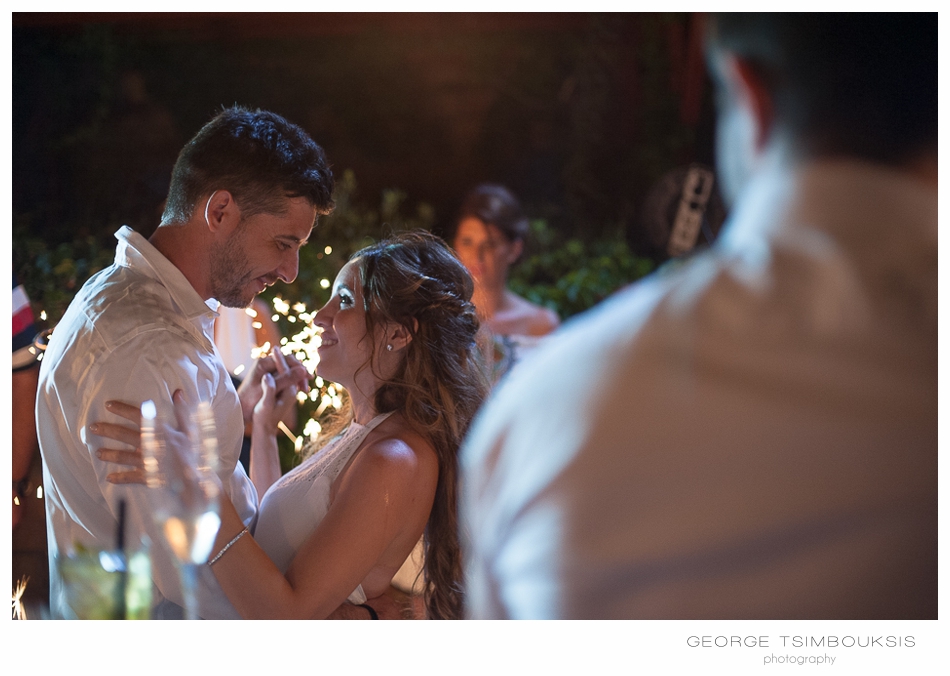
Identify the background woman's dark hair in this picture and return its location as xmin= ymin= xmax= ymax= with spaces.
xmin=355 ymin=230 xmax=489 ymax=619
xmin=161 ymin=105 xmax=335 ymax=225
xmin=456 ymin=184 xmax=530 ymax=244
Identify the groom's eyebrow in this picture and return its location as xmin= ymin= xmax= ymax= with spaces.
xmin=277 ymin=234 xmax=309 ymax=247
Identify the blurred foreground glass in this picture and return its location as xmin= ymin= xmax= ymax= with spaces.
xmin=141 ymin=399 xmax=221 ymax=620
xmin=56 ymin=547 xmax=151 ymax=619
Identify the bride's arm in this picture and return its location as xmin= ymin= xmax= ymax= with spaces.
xmin=208 ymin=434 xmax=431 ymax=619
xmin=249 ymin=348 xmax=303 ymax=499
xmin=94 ymin=394 xmax=431 ymax=619
xmin=248 ymin=372 xmax=282 ymax=498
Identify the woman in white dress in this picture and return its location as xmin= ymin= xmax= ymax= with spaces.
xmin=95 ymin=231 xmax=489 ymax=619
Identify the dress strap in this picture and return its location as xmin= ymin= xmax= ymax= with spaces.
xmin=331 ymin=411 xmax=395 ymax=466
xmin=361 ymin=410 xmax=395 ymax=432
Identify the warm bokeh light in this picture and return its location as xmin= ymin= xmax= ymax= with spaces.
xmin=268 ymin=295 xmax=345 ymax=453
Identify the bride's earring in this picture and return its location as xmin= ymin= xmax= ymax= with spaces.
xmin=386 ymin=344 xmax=393 ymax=351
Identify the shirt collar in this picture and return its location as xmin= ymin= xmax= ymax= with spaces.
xmin=717 ymin=153 xmax=937 ymax=259
xmin=113 ymin=226 xmax=219 ymax=330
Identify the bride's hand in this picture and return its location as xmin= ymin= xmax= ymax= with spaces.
xmin=91 ymin=391 xmax=190 ymax=485
xmin=253 ymin=371 xmax=295 ymax=435
xmin=92 ymin=400 xmax=146 ymax=484
xmin=238 ymin=349 xmax=309 ymax=426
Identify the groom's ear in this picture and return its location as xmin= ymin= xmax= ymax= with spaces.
xmin=719 ymin=52 xmax=776 ymax=153
xmin=203 ymin=190 xmax=242 ymax=236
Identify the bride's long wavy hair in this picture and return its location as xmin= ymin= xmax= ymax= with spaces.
xmin=318 ymin=231 xmax=489 ymax=619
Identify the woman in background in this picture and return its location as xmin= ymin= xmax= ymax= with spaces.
xmin=452 ymin=184 xmax=559 ymax=382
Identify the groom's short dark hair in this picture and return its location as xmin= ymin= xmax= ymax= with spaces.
xmin=161 ymin=105 xmax=334 ymax=225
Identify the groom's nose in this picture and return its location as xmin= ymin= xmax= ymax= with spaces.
xmin=276 ymin=250 xmax=300 ymax=284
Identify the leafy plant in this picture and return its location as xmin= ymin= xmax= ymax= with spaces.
xmin=509 ymin=219 xmax=655 ymax=320
xmin=13 ymin=219 xmax=115 ymax=327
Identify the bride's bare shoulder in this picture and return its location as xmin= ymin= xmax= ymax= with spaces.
xmin=353 ymin=415 xmax=438 ymax=481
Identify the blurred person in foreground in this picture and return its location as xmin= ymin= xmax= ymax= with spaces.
xmin=36 ymin=105 xmax=347 ymax=619
xmin=452 ymin=184 xmax=559 ymax=383
xmin=460 ymin=13 xmax=936 ymax=619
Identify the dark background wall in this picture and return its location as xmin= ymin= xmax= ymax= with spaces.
xmin=13 ymin=12 xmax=715 ymax=255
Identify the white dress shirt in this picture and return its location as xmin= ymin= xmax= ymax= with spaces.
xmin=38 ymin=226 xmax=258 ymax=619
xmin=215 ymin=305 xmax=259 ymax=379
xmin=460 ymin=158 xmax=937 ymax=619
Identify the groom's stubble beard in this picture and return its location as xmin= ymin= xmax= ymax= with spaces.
xmin=209 ymin=221 xmax=256 ymax=308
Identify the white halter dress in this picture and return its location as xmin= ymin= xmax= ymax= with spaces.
xmin=252 ymin=411 xmax=394 ymax=605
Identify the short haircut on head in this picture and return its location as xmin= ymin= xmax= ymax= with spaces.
xmin=708 ymin=12 xmax=937 ymax=164
xmin=456 ymin=184 xmax=529 ymax=243
xmin=161 ymin=105 xmax=334 ymax=225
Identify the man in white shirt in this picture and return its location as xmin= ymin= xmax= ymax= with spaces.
xmin=461 ymin=13 xmax=936 ymax=619
xmin=37 ymin=106 xmax=331 ymax=619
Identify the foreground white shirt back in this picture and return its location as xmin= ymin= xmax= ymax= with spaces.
xmin=461 ymin=159 xmax=937 ymax=619
xmin=38 ymin=226 xmax=257 ymax=619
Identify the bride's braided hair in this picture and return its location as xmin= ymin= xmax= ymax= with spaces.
xmin=357 ymin=230 xmax=489 ymax=619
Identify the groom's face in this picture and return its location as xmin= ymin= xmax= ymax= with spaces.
xmin=210 ymin=196 xmax=316 ymax=308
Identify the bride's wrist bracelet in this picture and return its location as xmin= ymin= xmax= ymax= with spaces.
xmin=208 ymin=526 xmax=249 ymax=566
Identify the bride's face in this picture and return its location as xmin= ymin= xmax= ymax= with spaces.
xmin=314 ymin=259 xmax=374 ymax=387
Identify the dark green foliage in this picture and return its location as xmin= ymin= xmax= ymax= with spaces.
xmin=13 ymin=221 xmax=115 ymax=327
xmin=509 ymin=219 xmax=655 ymax=320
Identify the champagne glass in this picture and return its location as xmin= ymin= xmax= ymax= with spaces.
xmin=141 ymin=399 xmax=222 ymax=620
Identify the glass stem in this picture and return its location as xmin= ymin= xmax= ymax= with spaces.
xmin=180 ymin=563 xmax=200 ymax=620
